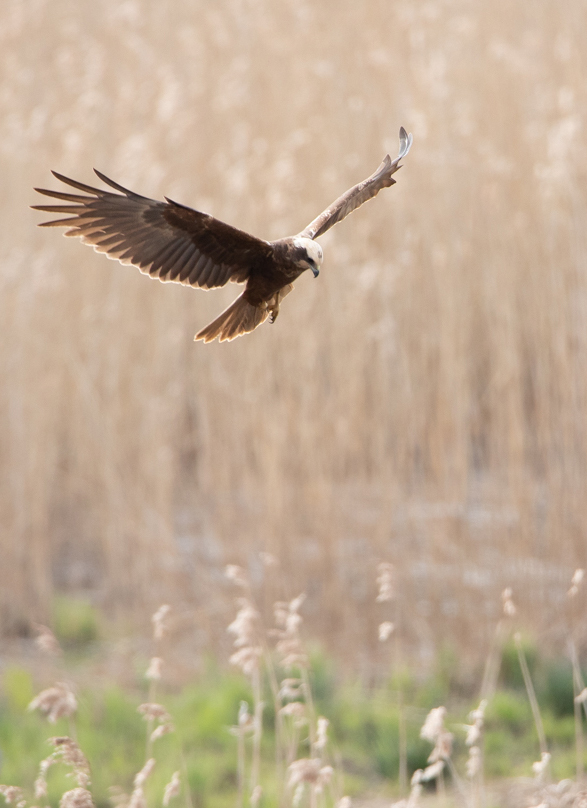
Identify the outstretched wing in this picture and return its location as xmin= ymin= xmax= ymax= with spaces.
xmin=32 ymin=170 xmax=273 ymax=289
xmin=299 ymin=127 xmax=413 ymax=241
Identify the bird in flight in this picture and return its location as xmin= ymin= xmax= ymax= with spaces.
xmin=33 ymin=127 xmax=412 ymax=343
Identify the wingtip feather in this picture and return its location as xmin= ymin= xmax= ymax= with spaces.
xmin=398 ymin=127 xmax=413 ymax=159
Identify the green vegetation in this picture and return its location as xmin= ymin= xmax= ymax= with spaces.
xmin=51 ymin=597 xmax=101 ymax=649
xmin=1 ymin=645 xmax=586 ymax=808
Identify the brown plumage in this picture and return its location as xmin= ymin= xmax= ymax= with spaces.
xmin=32 ymin=128 xmax=412 ymax=342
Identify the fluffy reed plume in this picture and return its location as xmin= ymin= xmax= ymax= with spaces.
xmin=502 ymin=588 xmax=517 ymax=618
xmin=506 ymin=777 xmax=587 ymax=808
xmin=151 ymin=605 xmax=171 ymax=641
xmin=463 ymin=700 xmax=487 ymax=748
xmin=126 ymin=759 xmax=156 ymax=808
xmin=416 ymin=706 xmax=453 ymax=796
xmin=0 ymin=787 xmax=25 ymax=808
xmin=568 ymin=569 xmax=584 ymax=599
xmin=28 ymin=684 xmax=77 ymax=725
xmin=59 ymin=788 xmax=94 ymax=808
xmin=376 ymin=562 xmax=395 ymax=603
xmin=227 ymin=599 xmax=263 ymax=676
xmin=145 ymin=656 xmax=163 ymax=681
xmin=22 ymin=737 xmax=95 ymax=808
xmin=419 ymin=706 xmax=446 ymax=745
xmin=378 ymin=621 xmax=395 ymax=642
xmin=274 ymin=594 xmax=309 ymax=671
xmin=34 ymin=624 xmax=62 ymax=656
xmin=314 ymin=717 xmax=329 ymax=753
xmin=463 ymin=700 xmax=487 ymax=808
xmin=137 ymin=703 xmax=174 ymax=743
xmin=532 ymin=752 xmax=552 ymax=782
xmin=48 ymin=737 xmax=91 ymax=788
xmin=287 ymin=758 xmax=333 ymax=808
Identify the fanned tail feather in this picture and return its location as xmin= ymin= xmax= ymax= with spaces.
xmin=194 ymin=293 xmax=268 ymax=343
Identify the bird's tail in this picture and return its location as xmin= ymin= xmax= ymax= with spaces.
xmin=194 ymin=293 xmax=269 ymax=343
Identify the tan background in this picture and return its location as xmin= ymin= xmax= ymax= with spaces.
xmin=1 ymin=0 xmax=586 ymax=670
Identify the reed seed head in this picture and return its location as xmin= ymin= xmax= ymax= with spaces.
xmin=229 ymin=646 xmax=262 ymax=676
xmin=420 ymin=706 xmax=446 ymax=742
xmin=151 ymin=605 xmax=171 ymax=640
xmin=419 ymin=760 xmax=445 ymax=781
xmin=463 ymin=699 xmax=487 ymax=745
xmin=288 ymin=759 xmax=333 ymax=789
xmin=162 ymin=772 xmax=180 ymax=807
xmin=314 ymin=717 xmax=329 ymax=751
xmin=49 ymin=738 xmax=91 ymax=788
xmin=29 ymin=683 xmax=77 ymax=724
xmin=59 ymin=788 xmax=94 ymax=808
xmin=463 ymin=723 xmax=480 ymax=746
xmin=378 ymin=621 xmax=395 ymax=642
xmin=0 ymin=787 xmax=24 ymax=806
xmin=227 ymin=595 xmax=262 ymax=675
xmin=145 ymin=657 xmax=163 ymax=681
xmin=428 ymin=730 xmax=453 ymax=763
xmin=569 ymin=568 xmax=585 ymax=597
xmin=502 ymin=588 xmax=516 ymax=617
xmin=34 ymin=624 xmax=62 ymax=655
xmin=225 ymin=565 xmax=248 ymax=588
xmin=133 ymin=759 xmax=156 ymax=789
xmin=137 ymin=703 xmax=171 ymax=722
xmin=274 ymin=594 xmax=309 ymax=670
xmin=532 ymin=752 xmax=551 ymax=780
xmin=376 ymin=562 xmax=395 ymax=602
xmin=150 ymin=722 xmax=174 ymax=742
xmin=34 ymin=775 xmax=48 ymax=799
xmin=280 ymin=702 xmax=306 ymax=720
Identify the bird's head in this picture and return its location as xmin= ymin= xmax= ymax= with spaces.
xmin=293 ymin=237 xmax=323 ymax=278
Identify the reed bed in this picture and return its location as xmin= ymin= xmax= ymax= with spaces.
xmin=2 ymin=564 xmax=587 ymax=808
xmin=0 ymin=0 xmax=587 ymax=672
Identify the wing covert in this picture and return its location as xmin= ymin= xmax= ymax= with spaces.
xmin=32 ymin=170 xmax=273 ymax=289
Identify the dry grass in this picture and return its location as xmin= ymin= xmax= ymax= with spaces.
xmin=1 ymin=0 xmax=587 ymax=669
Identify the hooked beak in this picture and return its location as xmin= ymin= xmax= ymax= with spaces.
xmin=310 ymin=264 xmax=320 ymax=278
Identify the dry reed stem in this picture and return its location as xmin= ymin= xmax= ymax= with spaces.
xmin=514 ymin=633 xmax=549 ymax=764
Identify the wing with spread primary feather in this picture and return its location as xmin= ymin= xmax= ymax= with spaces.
xmin=299 ymin=127 xmax=413 ymax=241
xmin=32 ymin=170 xmax=273 ymax=289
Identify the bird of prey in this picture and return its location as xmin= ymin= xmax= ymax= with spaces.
xmin=33 ymin=127 xmax=412 ymax=343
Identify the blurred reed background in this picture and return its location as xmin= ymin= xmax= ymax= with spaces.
xmin=1 ymin=0 xmax=586 ymax=674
